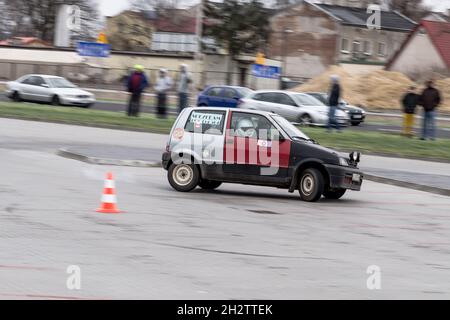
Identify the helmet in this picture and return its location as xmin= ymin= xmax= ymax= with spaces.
xmin=134 ymin=64 xmax=144 ymax=72
xmin=236 ymin=118 xmax=256 ymax=138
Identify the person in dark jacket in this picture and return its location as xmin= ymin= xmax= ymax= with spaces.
xmin=418 ymin=80 xmax=441 ymax=140
xmin=401 ymin=86 xmax=418 ymax=137
xmin=126 ymin=65 xmax=149 ymax=117
xmin=327 ymin=75 xmax=341 ymax=132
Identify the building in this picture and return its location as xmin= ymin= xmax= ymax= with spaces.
xmin=0 ymin=37 xmax=52 ymax=48
xmin=386 ymin=20 xmax=450 ymax=77
xmin=105 ymin=11 xmax=155 ymax=52
xmin=268 ymin=0 xmax=416 ymax=79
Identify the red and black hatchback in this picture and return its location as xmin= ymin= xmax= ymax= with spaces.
xmin=162 ymin=107 xmax=363 ymax=202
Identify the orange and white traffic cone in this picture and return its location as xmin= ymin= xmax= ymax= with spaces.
xmin=96 ymin=172 xmax=121 ymax=214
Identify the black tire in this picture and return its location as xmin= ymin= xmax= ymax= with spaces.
xmin=298 ymin=168 xmax=324 ymax=202
xmin=199 ymin=180 xmax=222 ymax=190
xmin=11 ymin=91 xmax=22 ymax=102
xmin=51 ymin=95 xmax=61 ymax=106
xmin=351 ymin=122 xmax=361 ymax=126
xmin=299 ymin=114 xmax=313 ymax=126
xmin=82 ymin=103 xmax=92 ymax=109
xmin=168 ymin=162 xmax=200 ymax=192
xmin=323 ymin=188 xmax=347 ymax=200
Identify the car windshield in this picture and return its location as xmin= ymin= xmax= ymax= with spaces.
xmin=292 ymin=94 xmax=325 ymax=106
xmin=48 ymin=77 xmax=77 ymax=88
xmin=271 ymin=115 xmax=311 ymax=141
xmin=235 ymin=87 xmax=253 ymax=97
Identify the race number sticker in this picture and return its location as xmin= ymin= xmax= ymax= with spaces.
xmin=257 ymin=140 xmax=272 ymax=148
xmin=172 ymin=128 xmax=185 ymax=140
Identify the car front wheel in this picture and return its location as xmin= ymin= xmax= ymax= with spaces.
xmin=168 ymin=162 xmax=200 ymax=192
xmin=298 ymin=168 xmax=324 ymax=202
xmin=323 ymin=188 xmax=346 ymax=199
xmin=299 ymin=114 xmax=313 ymax=126
xmin=11 ymin=91 xmax=22 ymax=102
xmin=51 ymin=95 xmax=61 ymax=106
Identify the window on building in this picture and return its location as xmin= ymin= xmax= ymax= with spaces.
xmin=341 ymin=38 xmax=349 ymax=53
xmin=352 ymin=40 xmax=361 ymax=53
xmin=363 ymin=40 xmax=371 ymax=55
xmin=378 ymin=42 xmax=386 ymax=56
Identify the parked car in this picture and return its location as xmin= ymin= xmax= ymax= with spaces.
xmin=162 ymin=107 xmax=363 ymax=202
xmin=305 ymin=92 xmax=366 ymax=126
xmin=239 ymin=90 xmax=350 ymax=126
xmin=197 ymin=86 xmax=254 ymax=108
xmin=5 ymin=74 xmax=96 ymax=108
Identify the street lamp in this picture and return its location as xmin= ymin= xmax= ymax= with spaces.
xmin=281 ymin=28 xmax=293 ymax=89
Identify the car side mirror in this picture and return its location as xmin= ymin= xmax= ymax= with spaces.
xmin=41 ymin=84 xmax=49 ymax=88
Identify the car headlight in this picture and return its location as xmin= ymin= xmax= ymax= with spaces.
xmin=339 ymin=157 xmax=349 ymax=167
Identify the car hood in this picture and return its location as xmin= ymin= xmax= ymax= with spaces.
xmin=343 ymin=104 xmax=364 ymax=112
xmin=51 ymin=88 xmax=92 ymax=96
xmin=291 ymin=139 xmax=340 ymax=165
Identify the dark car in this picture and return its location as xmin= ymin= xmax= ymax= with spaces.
xmin=197 ymin=86 xmax=254 ymax=108
xmin=305 ymin=92 xmax=366 ymax=126
xmin=162 ymin=107 xmax=363 ymax=202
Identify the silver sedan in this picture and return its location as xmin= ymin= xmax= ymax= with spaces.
xmin=5 ymin=74 xmax=96 ymax=108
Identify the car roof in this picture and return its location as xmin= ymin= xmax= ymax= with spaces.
xmin=20 ymin=74 xmax=63 ymax=79
xmin=205 ymin=85 xmax=251 ymax=90
xmin=185 ymin=107 xmax=277 ymax=117
xmin=250 ymin=90 xmax=310 ymax=96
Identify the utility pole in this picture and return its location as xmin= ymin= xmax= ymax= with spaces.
xmin=280 ymin=28 xmax=293 ymax=90
xmin=195 ymin=0 xmax=204 ymax=90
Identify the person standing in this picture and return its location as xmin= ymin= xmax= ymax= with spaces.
xmin=126 ymin=65 xmax=149 ymax=117
xmin=419 ymin=80 xmax=441 ymax=140
xmin=327 ymin=75 xmax=341 ymax=132
xmin=177 ymin=64 xmax=192 ymax=113
xmin=401 ymin=86 xmax=418 ymax=137
xmin=155 ymin=69 xmax=173 ymax=118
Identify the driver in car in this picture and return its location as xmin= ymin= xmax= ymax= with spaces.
xmin=235 ymin=118 xmax=258 ymax=138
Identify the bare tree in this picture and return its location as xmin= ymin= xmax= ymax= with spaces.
xmin=129 ymin=0 xmax=181 ymax=11
xmin=1 ymin=0 xmax=101 ymax=43
xmin=390 ymin=0 xmax=430 ymax=21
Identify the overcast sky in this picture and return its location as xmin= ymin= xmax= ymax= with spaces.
xmin=97 ymin=0 xmax=449 ymax=17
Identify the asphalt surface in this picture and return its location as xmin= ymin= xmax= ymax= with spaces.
xmin=2 ymin=94 xmax=450 ymax=138
xmin=1 ymin=118 xmax=450 ymax=299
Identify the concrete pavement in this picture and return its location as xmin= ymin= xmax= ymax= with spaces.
xmin=1 ymin=118 xmax=450 ymax=299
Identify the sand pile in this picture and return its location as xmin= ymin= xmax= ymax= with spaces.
xmin=294 ymin=66 xmax=450 ymax=112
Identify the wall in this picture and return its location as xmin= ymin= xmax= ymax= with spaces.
xmin=388 ymin=28 xmax=447 ymax=76
xmin=268 ymin=3 xmax=338 ymax=79
xmin=337 ymin=25 xmax=409 ymax=64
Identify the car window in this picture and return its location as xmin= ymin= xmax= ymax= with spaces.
xmin=185 ymin=110 xmax=226 ymax=135
xmin=206 ymin=87 xmax=223 ymax=97
xmin=33 ymin=76 xmax=46 ymax=86
xmin=222 ymin=88 xmax=237 ymax=99
xmin=275 ymin=93 xmax=297 ymax=107
xmin=21 ymin=76 xmax=36 ymax=85
xmin=235 ymin=87 xmax=253 ymax=97
xmin=293 ymin=94 xmax=325 ymax=106
xmin=47 ymin=77 xmax=76 ymax=88
xmin=230 ymin=112 xmax=281 ymax=141
xmin=253 ymin=92 xmax=276 ymax=103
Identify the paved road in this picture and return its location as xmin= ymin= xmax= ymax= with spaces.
xmin=1 ymin=118 xmax=450 ymax=299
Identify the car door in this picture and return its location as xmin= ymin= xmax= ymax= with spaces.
xmin=270 ymin=93 xmax=300 ymax=121
xmin=19 ymin=76 xmax=37 ymax=100
xmin=223 ymin=111 xmax=291 ymax=183
xmin=221 ymin=88 xmax=239 ymax=108
xmin=205 ymin=87 xmax=225 ymax=107
xmin=31 ymin=76 xmax=52 ymax=102
xmin=250 ymin=92 xmax=279 ymax=113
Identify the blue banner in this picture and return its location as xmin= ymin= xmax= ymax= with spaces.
xmin=252 ymin=64 xmax=281 ymax=79
xmin=77 ymin=42 xmax=111 ymax=57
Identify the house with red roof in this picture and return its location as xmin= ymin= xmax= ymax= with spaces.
xmin=386 ymin=20 xmax=450 ymax=77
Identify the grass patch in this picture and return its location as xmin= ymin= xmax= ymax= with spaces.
xmin=1 ymin=101 xmax=449 ymax=162
xmin=0 ymin=101 xmax=175 ymax=134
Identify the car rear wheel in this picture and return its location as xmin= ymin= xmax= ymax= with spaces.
xmin=298 ymin=168 xmax=324 ymax=202
xmin=299 ymin=114 xmax=313 ymax=126
xmin=51 ymin=95 xmax=61 ymax=106
xmin=168 ymin=162 xmax=200 ymax=192
xmin=11 ymin=91 xmax=22 ymax=102
xmin=323 ymin=188 xmax=346 ymax=200
xmin=199 ymin=180 xmax=222 ymax=190
xmin=351 ymin=122 xmax=361 ymax=126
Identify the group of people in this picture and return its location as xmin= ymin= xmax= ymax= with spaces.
xmin=402 ymin=80 xmax=441 ymax=140
xmin=126 ymin=64 xmax=192 ymax=118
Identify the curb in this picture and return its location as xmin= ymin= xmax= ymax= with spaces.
xmin=364 ymin=174 xmax=450 ymax=197
xmin=57 ymin=148 xmax=162 ymax=168
xmin=56 ymin=148 xmax=450 ymax=197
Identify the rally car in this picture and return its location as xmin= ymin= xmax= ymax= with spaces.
xmin=162 ymin=108 xmax=363 ymax=202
